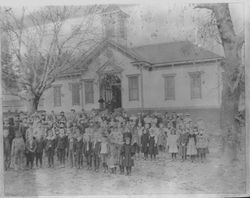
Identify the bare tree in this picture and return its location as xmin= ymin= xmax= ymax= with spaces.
xmin=1 ymin=6 xmax=102 ymax=113
xmin=195 ymin=3 xmax=245 ymax=161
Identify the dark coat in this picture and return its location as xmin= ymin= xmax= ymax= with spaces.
xmin=45 ymin=138 xmax=55 ymax=153
xmin=36 ymin=138 xmax=45 ymax=153
xmin=56 ymin=136 xmax=67 ymax=150
xmin=148 ymin=136 xmax=158 ymax=155
xmin=74 ymin=138 xmax=83 ymax=154
xmin=178 ymin=133 xmax=189 ymax=146
xmin=84 ymin=141 xmax=93 ymax=156
xmin=141 ymin=131 xmax=149 ymax=153
xmin=93 ymin=141 xmax=101 ymax=155
xmin=120 ymin=143 xmax=135 ymax=167
xmin=4 ymin=136 xmax=11 ymax=156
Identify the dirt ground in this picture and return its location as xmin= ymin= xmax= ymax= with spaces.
xmin=4 ymin=150 xmax=246 ymax=196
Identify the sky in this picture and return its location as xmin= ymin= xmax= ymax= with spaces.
xmin=1 ymin=2 xmax=245 ymax=57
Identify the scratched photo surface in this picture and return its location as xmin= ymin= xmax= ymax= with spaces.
xmin=1 ymin=2 xmax=247 ymax=196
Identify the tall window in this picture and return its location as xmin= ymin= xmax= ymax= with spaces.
xmin=128 ymin=76 xmax=139 ymax=101
xmin=164 ymin=75 xmax=175 ymax=100
xmin=53 ymin=86 xmax=61 ymax=107
xmin=189 ymin=72 xmax=202 ymax=99
xmin=72 ymin=83 xmax=80 ymax=105
xmin=85 ymin=80 xmax=94 ymax=104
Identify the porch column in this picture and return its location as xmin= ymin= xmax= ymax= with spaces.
xmin=80 ymin=80 xmax=84 ymax=110
xmin=140 ymin=64 xmax=144 ymax=115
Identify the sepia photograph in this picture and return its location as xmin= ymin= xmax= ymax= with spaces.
xmin=0 ymin=0 xmax=248 ymax=197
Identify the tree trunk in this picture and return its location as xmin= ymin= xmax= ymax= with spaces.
xmin=195 ymin=3 xmax=244 ymax=163
xmin=27 ymin=95 xmax=41 ymax=114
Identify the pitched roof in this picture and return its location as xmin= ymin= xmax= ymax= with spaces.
xmin=58 ymin=40 xmax=223 ymax=78
xmin=131 ymin=41 xmax=223 ymax=65
xmin=101 ymin=4 xmax=130 ymax=17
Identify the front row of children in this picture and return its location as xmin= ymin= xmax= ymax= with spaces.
xmin=44 ymin=126 xmax=135 ymax=176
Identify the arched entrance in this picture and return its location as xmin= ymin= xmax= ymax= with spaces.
xmin=99 ymin=73 xmax=122 ymax=111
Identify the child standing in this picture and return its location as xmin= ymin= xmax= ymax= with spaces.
xmin=25 ymin=136 xmax=37 ymax=169
xmin=12 ymin=126 xmax=26 ymax=171
xmin=35 ymin=136 xmax=45 ymax=168
xmin=141 ymin=123 xmax=149 ymax=160
xmin=84 ymin=134 xmax=93 ymax=170
xmin=196 ymin=128 xmax=209 ymax=163
xmin=3 ymin=120 xmax=11 ymax=170
xmin=120 ymin=136 xmax=135 ymax=176
xmin=158 ymin=123 xmax=167 ymax=153
xmin=137 ymin=122 xmax=144 ymax=158
xmin=56 ymin=123 xmax=67 ymax=168
xmin=100 ymin=136 xmax=109 ymax=173
xmin=68 ymin=130 xmax=75 ymax=168
xmin=46 ymin=129 xmax=56 ymax=168
xmin=167 ymin=128 xmax=179 ymax=160
xmin=93 ymin=134 xmax=101 ymax=172
xmin=178 ymin=127 xmax=189 ymax=161
xmin=187 ymin=127 xmax=197 ymax=162
xmin=74 ymin=130 xmax=83 ymax=169
xmin=149 ymin=123 xmax=158 ymax=160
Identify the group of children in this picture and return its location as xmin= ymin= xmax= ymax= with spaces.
xmin=3 ymin=109 xmax=209 ymax=176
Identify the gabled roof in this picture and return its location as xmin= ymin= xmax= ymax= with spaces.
xmin=131 ymin=41 xmax=223 ymax=66
xmin=57 ymin=39 xmax=140 ymax=78
xmin=97 ymin=60 xmax=124 ymax=74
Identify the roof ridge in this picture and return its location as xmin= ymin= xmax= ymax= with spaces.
xmin=131 ymin=40 xmax=191 ymax=50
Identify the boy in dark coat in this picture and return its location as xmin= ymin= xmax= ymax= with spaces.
xmin=120 ymin=136 xmax=135 ymax=176
xmin=178 ymin=128 xmax=189 ymax=161
xmin=74 ymin=130 xmax=83 ymax=169
xmin=35 ymin=137 xmax=45 ymax=168
xmin=25 ymin=136 xmax=37 ymax=169
xmin=84 ymin=135 xmax=93 ymax=170
xmin=93 ymin=134 xmax=102 ymax=171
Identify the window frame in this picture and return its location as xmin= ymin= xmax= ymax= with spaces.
xmin=189 ymin=71 xmax=202 ymax=99
xmin=53 ymin=85 xmax=62 ymax=107
xmin=84 ymin=80 xmax=94 ymax=104
xmin=127 ymin=75 xmax=139 ymax=101
xmin=71 ymin=83 xmax=81 ymax=106
xmin=163 ymin=74 xmax=176 ymax=100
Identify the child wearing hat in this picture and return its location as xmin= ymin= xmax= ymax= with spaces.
xmin=120 ymin=136 xmax=135 ymax=176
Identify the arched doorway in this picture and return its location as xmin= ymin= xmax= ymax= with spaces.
xmin=100 ymin=73 xmax=122 ymax=111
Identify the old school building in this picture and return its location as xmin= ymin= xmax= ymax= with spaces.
xmin=37 ymin=5 xmax=223 ymax=124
